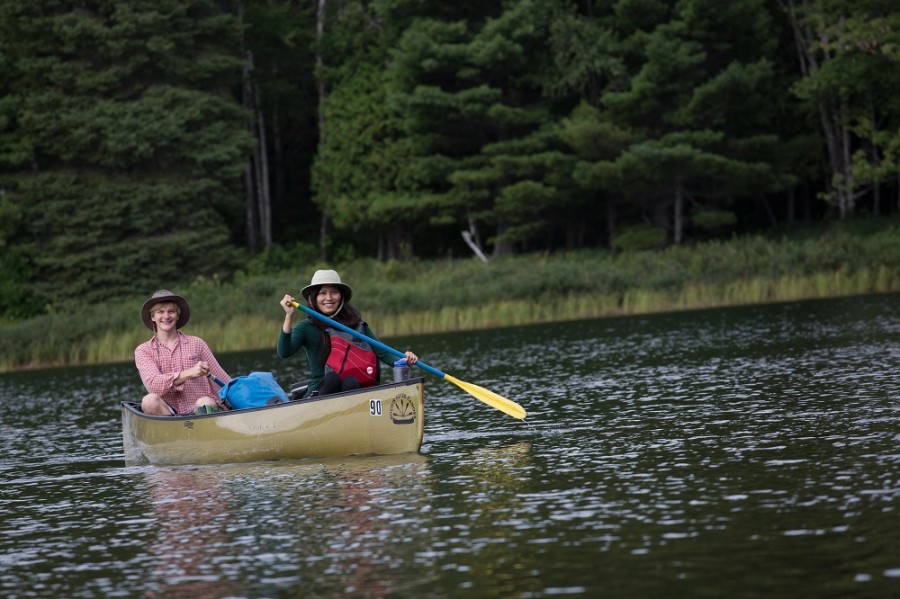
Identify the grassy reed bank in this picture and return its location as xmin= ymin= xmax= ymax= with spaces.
xmin=2 ymin=218 xmax=899 ymax=372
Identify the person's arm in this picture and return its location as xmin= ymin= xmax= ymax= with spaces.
xmin=135 ymin=344 xmax=180 ymax=394
xmin=278 ymin=317 xmax=309 ymax=358
xmin=193 ymin=339 xmax=230 ymax=408
xmin=280 ymin=294 xmax=295 ymax=333
xmin=277 ymin=294 xmax=301 ymax=358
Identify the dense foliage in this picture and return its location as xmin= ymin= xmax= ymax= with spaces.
xmin=0 ymin=0 xmax=254 ymax=316
xmin=1 ymin=0 xmax=899 ymax=319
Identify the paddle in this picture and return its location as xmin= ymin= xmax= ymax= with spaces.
xmin=207 ymin=374 xmax=232 ymax=409
xmin=289 ymin=301 xmax=526 ymax=420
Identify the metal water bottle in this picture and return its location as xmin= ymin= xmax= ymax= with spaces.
xmin=393 ymin=359 xmax=410 ymax=382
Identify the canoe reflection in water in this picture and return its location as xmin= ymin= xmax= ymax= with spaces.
xmin=141 ymin=454 xmax=432 ymax=597
xmin=142 ymin=467 xmax=242 ymax=599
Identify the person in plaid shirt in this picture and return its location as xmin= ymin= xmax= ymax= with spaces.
xmin=134 ymin=289 xmax=231 ymax=415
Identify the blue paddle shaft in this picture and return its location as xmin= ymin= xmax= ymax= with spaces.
xmin=293 ymin=302 xmax=446 ymax=379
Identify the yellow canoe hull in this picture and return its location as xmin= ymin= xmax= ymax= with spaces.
xmin=121 ymin=379 xmax=425 ymax=465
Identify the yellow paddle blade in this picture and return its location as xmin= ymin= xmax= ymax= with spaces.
xmin=444 ymin=374 xmax=526 ymax=420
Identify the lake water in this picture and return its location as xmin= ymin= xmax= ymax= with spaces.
xmin=1 ymin=294 xmax=898 ymax=598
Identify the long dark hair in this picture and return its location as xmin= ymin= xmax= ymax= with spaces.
xmin=306 ymin=287 xmax=363 ymax=360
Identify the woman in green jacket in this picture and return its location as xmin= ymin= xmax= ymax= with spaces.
xmin=277 ymin=269 xmax=418 ymax=397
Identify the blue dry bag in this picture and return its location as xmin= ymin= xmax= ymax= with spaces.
xmin=217 ymin=371 xmax=289 ymax=409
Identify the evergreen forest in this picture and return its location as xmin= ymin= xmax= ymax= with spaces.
xmin=2 ymin=0 xmax=900 ymax=321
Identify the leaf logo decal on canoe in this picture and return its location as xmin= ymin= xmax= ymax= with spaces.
xmin=390 ymin=395 xmax=416 ymax=425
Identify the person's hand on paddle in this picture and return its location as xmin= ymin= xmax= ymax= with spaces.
xmin=189 ymin=360 xmax=210 ymax=379
xmin=280 ymin=294 xmax=296 ymax=334
xmin=280 ymin=294 xmax=295 ymax=315
xmin=404 ymin=350 xmax=418 ymax=365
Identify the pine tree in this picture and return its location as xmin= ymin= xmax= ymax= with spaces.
xmin=586 ymin=0 xmax=788 ymax=244
xmin=781 ymin=0 xmax=900 ymax=217
xmin=311 ymin=0 xmax=424 ymax=261
xmin=0 ymin=12 xmax=37 ymax=317
xmin=0 ymin=0 xmax=253 ymax=312
xmin=388 ymin=0 xmax=580 ymax=257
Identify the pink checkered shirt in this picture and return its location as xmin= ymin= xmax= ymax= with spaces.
xmin=134 ymin=332 xmax=231 ymax=415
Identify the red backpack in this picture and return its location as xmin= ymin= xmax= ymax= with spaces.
xmin=324 ymin=324 xmax=379 ymax=386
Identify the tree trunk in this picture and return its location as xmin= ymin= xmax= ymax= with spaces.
xmin=253 ymin=76 xmax=272 ymax=249
xmin=316 ymin=0 xmax=327 ymax=135
xmin=271 ymin=82 xmax=285 ymax=213
xmin=673 ymin=184 xmax=683 ymax=245
xmin=317 ymin=0 xmax=329 ymax=261
xmin=869 ymin=101 xmax=881 ymax=216
xmin=839 ymin=97 xmax=853 ymax=218
xmin=492 ymin=221 xmax=514 ymax=257
xmin=238 ymin=0 xmax=258 ymax=251
xmin=319 ymin=214 xmax=331 ymax=261
xmin=873 ymin=175 xmax=881 ymax=217
xmin=781 ymin=0 xmax=854 ymax=219
xmin=760 ymin=195 xmax=777 ymax=227
xmin=461 ymin=218 xmax=488 ymax=264
xmin=653 ymin=201 xmax=670 ymax=245
xmin=787 ymin=186 xmax=795 ymax=222
xmin=377 ymin=235 xmax=386 ymax=262
xmin=606 ymin=199 xmax=616 ymax=250
xmin=565 ymin=217 xmax=584 ymax=250
xmin=243 ymin=163 xmax=258 ymax=252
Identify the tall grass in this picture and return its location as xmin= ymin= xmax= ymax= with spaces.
xmin=2 ymin=218 xmax=899 ymax=372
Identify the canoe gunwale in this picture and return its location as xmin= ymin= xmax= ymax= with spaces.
xmin=120 ymin=376 xmax=426 ymax=420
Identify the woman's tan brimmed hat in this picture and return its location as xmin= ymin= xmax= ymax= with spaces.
xmin=300 ymin=269 xmax=352 ymax=302
xmin=141 ymin=289 xmax=191 ymax=330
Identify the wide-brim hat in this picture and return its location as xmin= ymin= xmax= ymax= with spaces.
xmin=141 ymin=289 xmax=191 ymax=330
xmin=300 ymin=269 xmax=352 ymax=302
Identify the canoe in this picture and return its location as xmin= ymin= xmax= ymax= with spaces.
xmin=121 ymin=378 xmax=425 ymax=466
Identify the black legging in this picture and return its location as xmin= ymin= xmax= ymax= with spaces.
xmin=315 ymin=372 xmax=361 ymax=396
